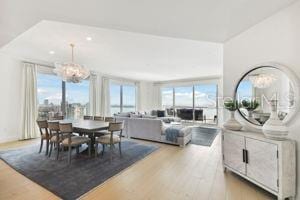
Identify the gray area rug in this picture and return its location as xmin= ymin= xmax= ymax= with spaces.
xmin=190 ymin=126 xmax=220 ymax=146
xmin=0 ymin=140 xmax=158 ymax=200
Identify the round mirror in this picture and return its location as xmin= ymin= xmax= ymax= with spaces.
xmin=235 ymin=65 xmax=298 ymax=126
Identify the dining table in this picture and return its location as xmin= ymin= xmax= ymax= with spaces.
xmin=48 ymin=119 xmax=110 ymax=154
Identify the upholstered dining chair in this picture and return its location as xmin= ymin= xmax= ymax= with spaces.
xmin=36 ymin=120 xmax=50 ymax=155
xmin=48 ymin=121 xmax=66 ymax=160
xmin=84 ymin=115 xmax=93 ymax=120
xmin=59 ymin=123 xmax=91 ymax=164
xmin=49 ymin=115 xmax=64 ymax=120
xmin=95 ymin=121 xmax=124 ymax=162
xmin=104 ymin=117 xmax=115 ymax=123
xmin=94 ymin=116 xmax=104 ymax=121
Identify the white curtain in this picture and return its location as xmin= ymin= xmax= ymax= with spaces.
xmin=89 ymin=72 xmax=102 ymax=116
xmin=153 ymin=84 xmax=162 ymax=109
xmin=21 ymin=63 xmax=38 ymax=139
xmin=136 ymin=82 xmax=142 ymax=111
xmin=100 ymin=77 xmax=111 ymax=116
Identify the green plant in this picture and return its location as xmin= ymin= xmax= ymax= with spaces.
xmin=224 ymin=100 xmax=240 ymax=111
xmin=241 ymin=100 xmax=259 ymax=111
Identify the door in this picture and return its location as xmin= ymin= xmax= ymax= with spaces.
xmin=246 ymin=138 xmax=278 ymax=192
xmin=223 ymin=132 xmax=246 ymax=175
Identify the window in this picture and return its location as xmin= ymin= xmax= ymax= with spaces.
xmin=65 ymin=80 xmax=90 ymax=120
xmin=160 ymin=83 xmax=218 ymax=124
xmin=161 ymin=87 xmax=173 ymax=109
xmin=37 ymin=73 xmax=63 ymax=119
xmin=174 ymin=86 xmax=193 ymax=108
xmin=110 ymin=83 xmax=121 ymax=114
xmin=194 ymin=84 xmax=217 ymax=123
xmin=110 ymin=82 xmax=136 ymax=115
xmin=37 ymin=72 xmax=90 ymax=120
xmin=123 ymin=85 xmax=136 ymax=112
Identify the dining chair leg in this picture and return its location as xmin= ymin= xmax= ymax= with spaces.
xmin=102 ymin=144 xmax=105 ymax=156
xmin=110 ymin=144 xmax=113 ymax=163
xmin=88 ymin=141 xmax=91 ymax=157
xmin=45 ymin=139 xmax=49 ymax=155
xmin=49 ymin=142 xmax=53 ymax=157
xmin=56 ymin=143 xmax=60 ymax=160
xmin=119 ymin=142 xmax=122 ymax=158
xmin=95 ymin=142 xmax=98 ymax=158
xmin=39 ymin=138 xmax=43 ymax=153
xmin=68 ymin=145 xmax=72 ymax=165
xmin=76 ymin=146 xmax=79 ymax=154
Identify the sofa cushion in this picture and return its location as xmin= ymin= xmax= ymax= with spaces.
xmin=157 ymin=110 xmax=166 ymax=117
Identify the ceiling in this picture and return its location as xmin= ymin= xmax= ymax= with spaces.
xmin=0 ymin=0 xmax=297 ymax=47
xmin=0 ymin=0 xmax=297 ymax=81
xmin=0 ymin=21 xmax=222 ymax=81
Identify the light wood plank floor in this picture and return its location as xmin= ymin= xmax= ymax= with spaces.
xmin=0 ymin=135 xmax=276 ymax=200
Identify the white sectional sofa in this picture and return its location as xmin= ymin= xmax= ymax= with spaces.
xmin=115 ymin=116 xmax=192 ymax=147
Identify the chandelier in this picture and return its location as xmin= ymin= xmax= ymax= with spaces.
xmin=54 ymin=44 xmax=90 ymax=83
xmin=249 ymin=73 xmax=277 ymax=89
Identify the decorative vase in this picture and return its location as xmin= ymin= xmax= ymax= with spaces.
xmin=223 ymin=111 xmax=243 ymax=131
xmin=247 ymin=110 xmax=258 ymax=124
xmin=262 ymin=100 xmax=288 ymax=140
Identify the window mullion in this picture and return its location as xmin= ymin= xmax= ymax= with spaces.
xmin=62 ymin=81 xmax=66 ymax=117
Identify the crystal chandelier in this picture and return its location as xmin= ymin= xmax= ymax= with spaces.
xmin=54 ymin=44 xmax=90 ymax=83
xmin=249 ymin=74 xmax=277 ymax=89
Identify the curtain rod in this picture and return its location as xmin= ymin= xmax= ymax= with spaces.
xmin=23 ymin=61 xmax=54 ymax=69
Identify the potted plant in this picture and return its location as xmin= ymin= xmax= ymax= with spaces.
xmin=223 ymin=99 xmax=243 ymax=131
xmin=241 ymin=100 xmax=259 ymax=123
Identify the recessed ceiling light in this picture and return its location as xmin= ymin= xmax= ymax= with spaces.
xmin=49 ymin=51 xmax=55 ymax=54
xmin=86 ymin=37 xmax=92 ymax=41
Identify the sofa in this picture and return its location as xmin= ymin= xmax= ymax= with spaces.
xmin=115 ymin=116 xmax=192 ymax=147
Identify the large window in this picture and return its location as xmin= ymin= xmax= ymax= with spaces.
xmin=37 ymin=73 xmax=63 ymax=119
xmin=194 ymin=84 xmax=217 ymax=122
xmin=161 ymin=87 xmax=174 ymax=109
xmin=161 ymin=83 xmax=218 ymax=124
xmin=110 ymin=82 xmax=136 ymax=115
xmin=66 ymin=80 xmax=89 ymax=120
xmin=174 ymin=86 xmax=193 ymax=108
xmin=37 ymin=72 xmax=89 ymax=120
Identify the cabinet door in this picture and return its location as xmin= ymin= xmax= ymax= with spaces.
xmin=246 ymin=138 xmax=278 ymax=192
xmin=223 ymin=133 xmax=246 ymax=174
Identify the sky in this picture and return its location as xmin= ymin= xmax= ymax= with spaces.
xmin=37 ymin=73 xmax=89 ymax=105
xmin=162 ymin=84 xmax=217 ymax=108
xmin=110 ymin=83 xmax=136 ymax=106
xmin=236 ymin=80 xmax=253 ymax=100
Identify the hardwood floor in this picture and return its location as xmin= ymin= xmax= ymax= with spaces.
xmin=0 ymin=135 xmax=276 ymax=200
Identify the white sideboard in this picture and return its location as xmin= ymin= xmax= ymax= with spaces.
xmin=222 ymin=129 xmax=296 ymax=200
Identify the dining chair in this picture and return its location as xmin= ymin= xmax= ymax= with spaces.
xmin=49 ymin=116 xmax=64 ymax=120
xmin=59 ymin=123 xmax=91 ymax=164
xmin=48 ymin=121 xmax=67 ymax=160
xmin=36 ymin=120 xmax=50 ymax=155
xmin=104 ymin=117 xmax=115 ymax=123
xmin=84 ymin=115 xmax=93 ymax=120
xmin=95 ymin=121 xmax=124 ymax=162
xmin=94 ymin=116 xmax=104 ymax=121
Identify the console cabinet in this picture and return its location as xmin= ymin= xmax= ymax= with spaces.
xmin=222 ymin=130 xmax=296 ymax=200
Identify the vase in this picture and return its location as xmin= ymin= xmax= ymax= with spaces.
xmin=223 ymin=111 xmax=243 ymax=131
xmin=247 ymin=110 xmax=259 ymax=124
xmin=262 ymin=100 xmax=288 ymax=140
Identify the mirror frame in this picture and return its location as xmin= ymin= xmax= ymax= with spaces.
xmin=234 ymin=62 xmax=300 ymax=129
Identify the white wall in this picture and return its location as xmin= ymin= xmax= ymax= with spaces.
xmin=0 ymin=53 xmax=22 ymax=142
xmin=223 ymin=1 xmax=300 ymax=197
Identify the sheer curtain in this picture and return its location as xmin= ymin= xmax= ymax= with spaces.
xmin=100 ymin=77 xmax=111 ymax=116
xmin=21 ymin=62 xmax=39 ymax=139
xmin=89 ymin=72 xmax=102 ymax=116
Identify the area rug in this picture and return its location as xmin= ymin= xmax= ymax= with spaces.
xmin=190 ymin=126 xmax=220 ymax=146
xmin=0 ymin=140 xmax=158 ymax=200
